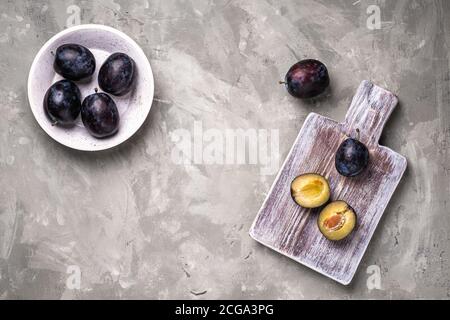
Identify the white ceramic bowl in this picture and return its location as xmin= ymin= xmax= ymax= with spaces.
xmin=27 ymin=24 xmax=154 ymax=151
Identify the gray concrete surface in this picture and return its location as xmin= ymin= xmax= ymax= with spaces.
xmin=0 ymin=0 xmax=449 ymax=299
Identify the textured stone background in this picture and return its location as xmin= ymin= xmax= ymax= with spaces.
xmin=0 ymin=0 xmax=449 ymax=299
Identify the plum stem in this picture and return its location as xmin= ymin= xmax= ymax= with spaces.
xmin=94 ymin=88 xmax=98 ymax=93
xmin=356 ymin=128 xmax=360 ymax=141
xmin=279 ymin=81 xmax=286 ymax=85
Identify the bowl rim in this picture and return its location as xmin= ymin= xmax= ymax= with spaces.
xmin=27 ymin=24 xmax=154 ymax=152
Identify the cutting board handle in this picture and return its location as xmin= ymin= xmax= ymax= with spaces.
xmin=343 ymin=80 xmax=398 ymax=146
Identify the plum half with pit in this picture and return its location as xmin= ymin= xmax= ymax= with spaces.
xmin=318 ymin=200 xmax=356 ymax=241
xmin=291 ymin=173 xmax=330 ymax=208
xmin=281 ymin=59 xmax=329 ymax=99
xmin=53 ymin=44 xmax=96 ymax=81
xmin=98 ymin=53 xmax=136 ymax=96
xmin=43 ymin=79 xmax=81 ymax=126
xmin=335 ymin=129 xmax=369 ymax=177
xmin=81 ymin=92 xmax=120 ymax=138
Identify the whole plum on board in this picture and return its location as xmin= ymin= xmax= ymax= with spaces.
xmin=281 ymin=59 xmax=329 ymax=99
xmin=335 ymin=129 xmax=369 ymax=177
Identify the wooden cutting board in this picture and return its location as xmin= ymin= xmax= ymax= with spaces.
xmin=249 ymin=80 xmax=407 ymax=285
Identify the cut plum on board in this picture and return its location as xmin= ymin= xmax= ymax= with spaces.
xmin=290 ymin=173 xmax=330 ymax=208
xmin=249 ymin=80 xmax=407 ymax=285
xmin=318 ymin=200 xmax=356 ymax=241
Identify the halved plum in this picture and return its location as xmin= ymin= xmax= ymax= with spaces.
xmin=291 ymin=173 xmax=330 ymax=208
xmin=318 ymin=200 xmax=356 ymax=241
